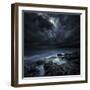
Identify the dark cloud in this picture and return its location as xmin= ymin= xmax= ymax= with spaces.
xmin=23 ymin=11 xmax=80 ymax=52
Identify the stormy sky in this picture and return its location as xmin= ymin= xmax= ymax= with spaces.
xmin=23 ymin=11 xmax=80 ymax=52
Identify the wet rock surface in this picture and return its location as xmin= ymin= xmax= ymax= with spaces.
xmin=24 ymin=50 xmax=80 ymax=77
